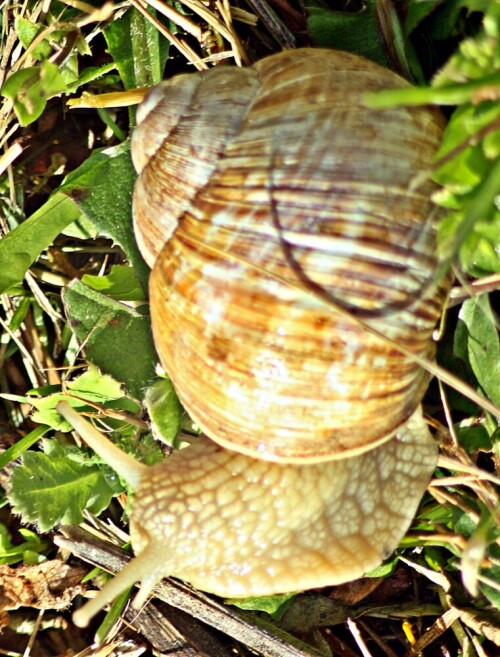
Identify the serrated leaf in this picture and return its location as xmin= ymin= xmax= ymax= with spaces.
xmin=57 ymin=141 xmax=149 ymax=287
xmin=62 ymin=279 xmax=157 ymax=398
xmin=27 ymin=366 xmax=140 ymax=430
xmin=456 ymin=294 xmax=500 ymax=406
xmin=8 ymin=439 xmax=115 ymax=531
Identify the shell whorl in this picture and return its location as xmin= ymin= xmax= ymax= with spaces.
xmin=132 ymin=48 xmax=448 ymax=462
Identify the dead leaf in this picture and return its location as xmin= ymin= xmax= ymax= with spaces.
xmin=0 ymin=559 xmax=87 ymax=611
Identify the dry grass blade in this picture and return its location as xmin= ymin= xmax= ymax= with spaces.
xmin=130 ymin=0 xmax=209 ymax=69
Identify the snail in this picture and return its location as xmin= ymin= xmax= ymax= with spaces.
xmin=57 ymin=48 xmax=450 ymax=628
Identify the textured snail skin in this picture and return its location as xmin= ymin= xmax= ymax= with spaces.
xmin=57 ymin=401 xmax=436 ymax=628
xmin=128 ymin=407 xmax=436 ymax=599
xmin=132 ymin=48 xmax=448 ymax=462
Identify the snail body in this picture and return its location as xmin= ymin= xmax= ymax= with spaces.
xmin=59 ymin=48 xmax=450 ymax=627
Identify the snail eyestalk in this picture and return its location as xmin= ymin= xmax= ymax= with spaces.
xmin=56 ymin=401 xmax=147 ymax=490
xmin=72 ymin=545 xmax=166 ymax=627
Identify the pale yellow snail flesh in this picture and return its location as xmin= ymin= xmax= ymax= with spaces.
xmin=57 ymin=401 xmax=436 ymax=628
xmin=59 ymin=48 xmax=449 ymax=627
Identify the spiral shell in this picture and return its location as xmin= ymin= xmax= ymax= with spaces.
xmin=131 ymin=48 xmax=447 ymax=462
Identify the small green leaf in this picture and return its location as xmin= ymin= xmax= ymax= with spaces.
xmin=82 ymin=265 xmax=147 ymax=301
xmin=67 ymin=366 xmax=131 ymax=402
xmin=457 ymin=423 xmax=493 ymax=452
xmin=0 ymin=425 xmax=49 ymax=469
xmin=0 ymin=523 xmax=48 ymax=565
xmin=227 ymin=592 xmax=296 ymax=619
xmin=456 ymin=294 xmax=500 ymax=407
xmin=104 ymin=6 xmax=169 ymax=89
xmin=306 ymin=1 xmax=388 ymax=66
xmin=57 ymin=141 xmax=149 ymax=288
xmin=66 ymin=63 xmax=117 ymax=94
xmin=144 ymin=378 xmax=182 ymax=446
xmin=26 ymin=366 xmax=139 ymax=430
xmin=62 ymin=280 xmax=157 ymax=399
xmin=0 ymin=194 xmax=81 ymax=294
xmin=365 ymin=557 xmax=398 ymax=577
xmin=7 ymin=439 xmax=115 ymax=531
xmin=15 ymin=16 xmax=51 ymax=59
xmin=405 ymin=0 xmax=443 ymax=36
xmin=1 ymin=61 xmax=66 ymax=126
xmin=433 ymin=103 xmax=500 ymax=193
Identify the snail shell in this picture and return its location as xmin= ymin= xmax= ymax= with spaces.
xmin=132 ymin=48 xmax=448 ymax=462
xmin=60 ymin=48 xmax=450 ymax=627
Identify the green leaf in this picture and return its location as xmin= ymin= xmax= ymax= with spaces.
xmin=0 ymin=194 xmax=81 ymax=294
xmin=0 ymin=425 xmax=49 ymax=470
xmin=15 ymin=16 xmax=52 ymax=60
xmin=457 ymin=423 xmax=493 ymax=452
xmin=7 ymin=439 xmax=115 ymax=531
xmin=0 ymin=522 xmax=48 ymax=565
xmin=364 ymin=556 xmax=398 ymax=577
xmin=104 ymin=6 xmax=169 ymax=89
xmin=65 ymin=62 xmax=117 ymax=94
xmin=227 ymin=592 xmax=297 ymax=619
xmin=25 ymin=366 xmax=139 ymax=430
xmin=1 ymin=60 xmax=67 ymax=126
xmin=144 ymin=378 xmax=182 ymax=446
xmin=66 ymin=366 xmax=131 ymax=402
xmin=433 ymin=2 xmax=500 ymax=87
xmin=0 ymin=141 xmax=147 ymax=294
xmin=435 ymin=155 xmax=500 ymax=277
xmin=433 ymin=103 xmax=500 ymax=194
xmin=456 ymin=295 xmax=500 ymax=406
xmin=62 ymin=280 xmax=157 ymax=399
xmin=405 ymin=0 xmax=443 ymax=36
xmin=57 ymin=141 xmax=149 ymax=288
xmin=82 ymin=264 xmax=147 ymax=301
xmin=306 ymin=1 xmax=388 ymax=66
xmin=480 ymin=566 xmax=500 ymax=609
